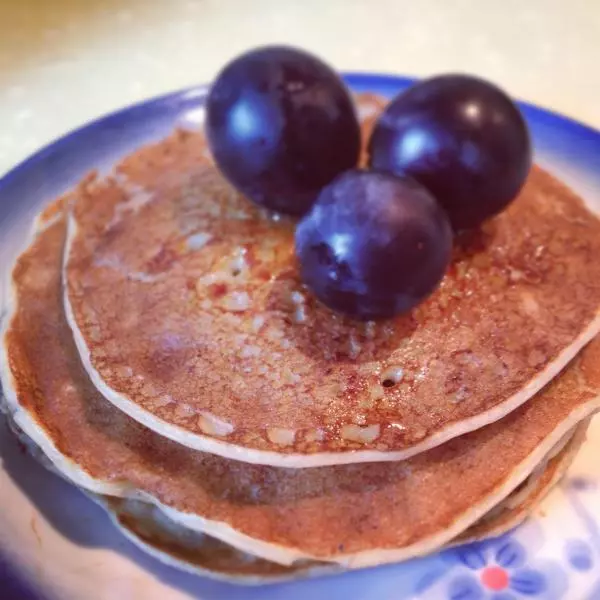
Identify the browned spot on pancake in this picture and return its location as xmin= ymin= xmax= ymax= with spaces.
xmin=4 ymin=216 xmax=600 ymax=560
xmin=63 ymin=95 xmax=600 ymax=458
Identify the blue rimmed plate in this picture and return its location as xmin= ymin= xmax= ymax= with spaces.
xmin=1 ymin=74 xmax=600 ymax=600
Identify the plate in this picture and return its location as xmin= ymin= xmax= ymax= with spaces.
xmin=1 ymin=74 xmax=600 ymax=600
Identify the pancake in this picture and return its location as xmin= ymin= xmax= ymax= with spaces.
xmin=62 ymin=95 xmax=600 ymax=466
xmin=3 ymin=212 xmax=600 ymax=569
xmin=1 ymin=406 xmax=584 ymax=585
xmin=104 ymin=423 xmax=587 ymax=581
xmin=107 ymin=422 xmax=587 ymax=579
xmin=101 ymin=422 xmax=585 ymax=584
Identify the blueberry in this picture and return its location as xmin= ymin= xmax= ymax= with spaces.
xmin=369 ymin=74 xmax=532 ymax=230
xmin=295 ymin=170 xmax=452 ymax=320
xmin=206 ymin=46 xmax=361 ymax=215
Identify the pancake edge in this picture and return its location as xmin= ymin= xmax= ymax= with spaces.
xmin=452 ymin=418 xmax=588 ymax=546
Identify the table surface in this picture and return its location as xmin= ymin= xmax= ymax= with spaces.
xmin=0 ymin=0 xmax=599 ymax=179
xmin=1 ymin=2 xmax=600 ymax=599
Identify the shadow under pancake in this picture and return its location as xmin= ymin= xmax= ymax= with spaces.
xmin=0 ymin=411 xmax=247 ymax=598
xmin=0 ymin=413 xmax=111 ymax=548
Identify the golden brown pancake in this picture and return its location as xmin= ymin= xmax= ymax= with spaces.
xmin=62 ymin=96 xmax=600 ymax=466
xmin=3 ymin=213 xmax=600 ymax=568
xmin=105 ymin=424 xmax=583 ymax=584
xmin=2 ymin=402 xmax=584 ymax=585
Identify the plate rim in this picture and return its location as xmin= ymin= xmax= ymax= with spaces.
xmin=2 ymin=71 xmax=600 ymax=195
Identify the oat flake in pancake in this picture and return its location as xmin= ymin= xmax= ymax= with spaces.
xmin=3 ymin=410 xmax=582 ymax=585
xmin=3 ymin=213 xmax=600 ymax=568
xmin=62 ymin=95 xmax=600 ymax=466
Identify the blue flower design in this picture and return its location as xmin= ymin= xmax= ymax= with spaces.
xmin=448 ymin=537 xmax=548 ymax=599
xmin=565 ymin=539 xmax=594 ymax=572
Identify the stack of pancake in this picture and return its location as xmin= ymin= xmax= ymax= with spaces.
xmin=2 ymin=95 xmax=600 ymax=585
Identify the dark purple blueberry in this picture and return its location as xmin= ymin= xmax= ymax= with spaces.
xmin=205 ymin=46 xmax=361 ymax=215
xmin=295 ymin=170 xmax=452 ymax=320
xmin=369 ymin=74 xmax=532 ymax=230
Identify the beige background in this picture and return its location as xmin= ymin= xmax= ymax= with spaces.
xmin=0 ymin=0 xmax=599 ymax=176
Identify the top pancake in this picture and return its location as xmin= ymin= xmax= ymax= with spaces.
xmin=63 ymin=94 xmax=600 ymax=466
